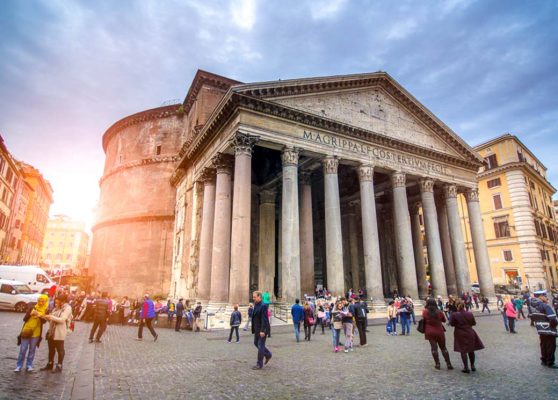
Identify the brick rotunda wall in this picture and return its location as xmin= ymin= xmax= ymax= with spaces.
xmin=90 ymin=105 xmax=184 ymax=297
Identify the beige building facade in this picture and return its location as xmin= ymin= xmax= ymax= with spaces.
xmin=42 ymin=215 xmax=89 ymax=274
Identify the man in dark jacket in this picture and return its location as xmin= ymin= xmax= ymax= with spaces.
xmin=175 ymin=299 xmax=184 ymax=332
xmin=89 ymin=292 xmax=110 ymax=343
xmin=251 ymin=291 xmax=272 ymax=370
xmin=291 ymin=299 xmax=304 ymax=342
xmin=532 ymin=291 xmax=557 ymax=368
xmin=193 ymin=302 xmax=202 ymax=332
xmin=353 ymin=298 xmax=367 ymax=346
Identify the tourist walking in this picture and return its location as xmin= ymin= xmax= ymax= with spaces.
xmin=193 ymin=302 xmax=202 ymax=332
xmin=497 ymin=295 xmax=509 ymax=331
xmin=312 ymin=301 xmax=326 ymax=335
xmin=387 ymin=300 xmax=397 ymax=336
xmin=340 ymin=300 xmax=354 ymax=353
xmin=40 ymin=293 xmax=73 ymax=373
xmin=291 ymin=299 xmax=304 ymax=342
xmin=228 ymin=304 xmax=242 ymax=343
xmin=422 ymin=298 xmax=453 ymax=370
xmin=136 ymin=294 xmax=158 ymax=341
xmin=504 ymin=295 xmax=518 ymax=333
xmin=481 ymin=296 xmax=490 ymax=313
xmin=449 ymin=299 xmax=485 ymax=373
xmin=15 ymin=294 xmax=48 ymax=372
xmin=331 ymin=301 xmax=343 ymax=352
xmin=251 ymin=291 xmax=272 ymax=370
xmin=530 ymin=291 xmax=557 ymax=368
xmin=353 ymin=298 xmax=367 ymax=346
xmin=303 ymin=302 xmax=314 ymax=341
xmin=243 ymin=303 xmax=254 ymax=331
xmin=175 ymin=299 xmax=184 ymax=331
xmin=399 ymin=299 xmax=412 ymax=336
xmin=89 ymin=292 xmax=110 ymax=343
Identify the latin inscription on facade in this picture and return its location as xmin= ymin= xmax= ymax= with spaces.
xmin=302 ymin=130 xmax=449 ymax=176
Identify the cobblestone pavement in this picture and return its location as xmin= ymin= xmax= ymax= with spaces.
xmin=1 ymin=311 xmax=557 ymax=399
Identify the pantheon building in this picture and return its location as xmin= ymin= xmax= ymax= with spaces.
xmin=90 ymin=70 xmax=496 ymax=307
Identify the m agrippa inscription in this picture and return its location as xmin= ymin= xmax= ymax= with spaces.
xmin=301 ymin=130 xmax=450 ymax=176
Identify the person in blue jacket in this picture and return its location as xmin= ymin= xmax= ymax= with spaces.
xmin=136 ymin=294 xmax=158 ymax=341
xmin=532 ymin=291 xmax=557 ymax=368
xmin=291 ymin=298 xmax=304 ymax=342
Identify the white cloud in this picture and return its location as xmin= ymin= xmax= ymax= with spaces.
xmin=385 ymin=18 xmax=418 ymax=40
xmin=230 ymin=0 xmax=257 ymax=30
xmin=310 ymin=0 xmax=347 ymax=20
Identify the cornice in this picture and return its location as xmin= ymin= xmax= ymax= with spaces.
xmin=99 ymin=156 xmax=180 ymax=185
xmin=102 ymin=105 xmax=181 ymax=153
xmin=92 ymin=214 xmax=174 ymax=232
xmin=182 ymin=69 xmax=241 ymax=116
xmin=478 ymin=162 xmax=556 ymax=192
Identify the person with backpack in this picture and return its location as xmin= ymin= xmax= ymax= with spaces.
xmin=136 ymin=294 xmax=158 ymax=342
xmin=353 ymin=298 xmax=367 ymax=347
xmin=312 ymin=301 xmax=326 ymax=335
xmin=530 ymin=291 xmax=557 ymax=368
xmin=303 ymin=302 xmax=314 ymax=341
xmin=88 ymin=291 xmax=110 ymax=343
xmin=387 ymin=300 xmax=398 ymax=336
xmin=340 ymin=299 xmax=354 ymax=353
xmin=227 ymin=304 xmax=242 ymax=343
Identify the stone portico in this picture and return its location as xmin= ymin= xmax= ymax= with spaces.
xmin=171 ymin=71 xmax=496 ymax=309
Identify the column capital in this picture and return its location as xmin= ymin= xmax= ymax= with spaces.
xmin=419 ymin=178 xmax=435 ymax=193
xmin=212 ymin=153 xmax=234 ymax=175
xmin=391 ymin=171 xmax=406 ymax=188
xmin=231 ymin=132 xmax=259 ymax=156
xmin=199 ymin=167 xmax=216 ymax=185
xmin=443 ymin=183 xmax=458 ymax=199
xmin=465 ymin=187 xmax=480 ymax=203
xmin=299 ymin=170 xmax=312 ymax=185
xmin=281 ymin=146 xmax=299 ymax=166
xmin=259 ymin=189 xmax=277 ymax=205
xmin=323 ymin=156 xmax=339 ymax=175
xmin=358 ymin=164 xmax=374 ymax=182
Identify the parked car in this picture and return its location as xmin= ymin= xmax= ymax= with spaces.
xmin=0 ymin=279 xmax=41 ymax=312
xmin=494 ymin=284 xmax=521 ymax=295
xmin=0 ymin=265 xmax=56 ymax=294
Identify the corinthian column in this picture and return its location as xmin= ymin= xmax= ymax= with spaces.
xmin=436 ymin=195 xmax=457 ymax=295
xmin=465 ymin=188 xmax=496 ymax=299
xmin=281 ymin=146 xmax=301 ymax=302
xmin=299 ymin=171 xmax=315 ymax=297
xmin=419 ymin=178 xmax=448 ymax=298
xmin=323 ymin=156 xmax=345 ymax=296
xmin=347 ymin=202 xmax=360 ymax=292
xmin=444 ymin=184 xmax=470 ymax=295
xmin=358 ymin=164 xmax=384 ymax=304
xmin=410 ymin=203 xmax=428 ymax=299
xmin=391 ymin=172 xmax=419 ymax=299
xmin=258 ymin=190 xmax=276 ymax=299
xmin=197 ymin=168 xmax=216 ymax=302
xmin=209 ymin=153 xmax=234 ymax=304
xmin=229 ymin=133 xmax=259 ymax=306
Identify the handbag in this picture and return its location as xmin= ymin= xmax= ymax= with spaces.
xmin=417 ymin=318 xmax=425 ymax=334
xmin=333 ymin=321 xmax=343 ymax=330
xmin=307 ymin=316 xmax=315 ymax=326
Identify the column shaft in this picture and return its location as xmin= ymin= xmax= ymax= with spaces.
xmin=323 ymin=157 xmax=345 ymax=296
xmin=281 ymin=147 xmax=301 ymax=302
xmin=209 ymin=154 xmax=233 ymax=304
xmin=391 ymin=172 xmax=419 ymax=299
xmin=299 ymin=172 xmax=315 ymax=297
xmin=420 ymin=179 xmax=448 ymax=298
xmin=197 ymin=169 xmax=216 ymax=301
xmin=258 ymin=190 xmax=276 ymax=299
xmin=437 ymin=196 xmax=457 ymax=295
xmin=358 ymin=165 xmax=384 ymax=302
xmin=466 ymin=188 xmax=496 ymax=299
xmin=229 ymin=134 xmax=258 ymax=305
xmin=348 ymin=207 xmax=360 ymax=291
xmin=445 ymin=184 xmax=470 ymax=295
xmin=410 ymin=204 xmax=428 ymax=299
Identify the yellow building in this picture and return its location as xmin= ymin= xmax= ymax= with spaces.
xmin=0 ymin=136 xmax=19 ymax=256
xmin=461 ymin=134 xmax=558 ymax=291
xmin=42 ymin=215 xmax=89 ymax=274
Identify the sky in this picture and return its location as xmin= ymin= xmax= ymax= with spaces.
xmin=1 ymin=0 xmax=557 ymax=231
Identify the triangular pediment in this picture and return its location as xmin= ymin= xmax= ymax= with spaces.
xmin=233 ymin=72 xmax=482 ymax=163
xmin=271 ymin=87 xmax=461 ymax=158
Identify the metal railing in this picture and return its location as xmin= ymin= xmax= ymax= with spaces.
xmin=271 ymin=302 xmax=291 ymax=323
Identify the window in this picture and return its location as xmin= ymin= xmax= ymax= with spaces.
xmin=541 ymin=223 xmax=548 ymax=239
xmin=0 ymin=284 xmax=14 ymax=294
xmin=529 ymin=180 xmax=535 ymax=190
xmin=156 ymin=145 xmax=161 ymax=155
xmin=548 ymin=225 xmax=555 ymax=242
xmin=503 ymin=250 xmax=513 ymax=261
xmin=484 ymin=154 xmax=498 ymax=169
xmin=36 ymin=274 xmax=49 ymax=283
xmin=541 ymin=249 xmax=546 ymax=260
xmin=494 ymin=218 xmax=510 ymax=238
xmin=493 ymin=194 xmax=503 ymax=210
xmin=517 ymin=151 xmax=525 ymax=162
xmin=487 ymin=178 xmax=501 ymax=188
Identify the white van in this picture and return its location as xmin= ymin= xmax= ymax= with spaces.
xmin=0 ymin=265 xmax=56 ymax=294
xmin=0 ymin=279 xmax=41 ymax=312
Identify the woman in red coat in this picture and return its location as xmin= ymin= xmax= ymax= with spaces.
xmin=450 ymin=299 xmax=485 ymax=373
xmin=422 ymin=298 xmax=453 ymax=370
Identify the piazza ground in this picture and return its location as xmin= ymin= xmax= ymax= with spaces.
xmin=0 ymin=311 xmax=556 ymax=400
